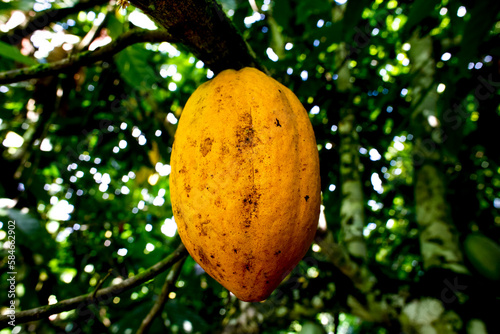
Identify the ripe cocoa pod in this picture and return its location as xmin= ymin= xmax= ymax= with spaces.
xmin=170 ymin=67 xmax=321 ymax=301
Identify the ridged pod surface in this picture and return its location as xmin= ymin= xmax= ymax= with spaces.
xmin=170 ymin=67 xmax=321 ymax=302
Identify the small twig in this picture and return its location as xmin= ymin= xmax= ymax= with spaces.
xmin=0 ymin=0 xmax=109 ymax=45
xmin=333 ymin=311 xmax=339 ymax=334
xmin=92 ymin=269 xmax=113 ymax=302
xmin=76 ymin=5 xmax=112 ymax=52
xmin=0 ymin=29 xmax=178 ymax=85
xmin=136 ymin=257 xmax=187 ymax=334
xmin=248 ymin=0 xmax=261 ymax=13
xmin=0 ymin=243 xmax=187 ymax=327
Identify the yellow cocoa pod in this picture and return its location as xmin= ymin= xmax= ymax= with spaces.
xmin=170 ymin=67 xmax=321 ymax=302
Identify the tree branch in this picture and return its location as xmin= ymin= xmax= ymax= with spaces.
xmin=0 ymin=0 xmax=110 ymax=45
xmin=136 ymin=257 xmax=186 ymax=334
xmin=0 ymin=29 xmax=178 ymax=85
xmin=129 ymin=0 xmax=262 ymax=74
xmin=0 ymin=243 xmax=187 ymax=327
xmin=315 ymin=231 xmax=374 ymax=292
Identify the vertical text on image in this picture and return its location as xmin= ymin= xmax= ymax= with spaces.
xmin=6 ymin=220 xmax=17 ymax=327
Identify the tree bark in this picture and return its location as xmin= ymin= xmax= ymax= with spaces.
xmin=136 ymin=257 xmax=186 ymax=334
xmin=129 ymin=0 xmax=262 ymax=74
xmin=0 ymin=29 xmax=176 ymax=85
xmin=335 ymin=38 xmax=367 ymax=261
xmin=0 ymin=243 xmax=187 ymax=327
xmin=414 ymin=162 xmax=468 ymax=273
xmin=408 ymin=35 xmax=469 ymax=274
xmin=404 ymin=34 xmax=472 ymax=334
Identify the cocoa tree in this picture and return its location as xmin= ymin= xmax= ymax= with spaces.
xmin=0 ymin=0 xmax=499 ymax=333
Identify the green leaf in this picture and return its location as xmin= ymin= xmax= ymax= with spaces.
xmin=107 ymin=14 xmax=124 ymax=40
xmin=403 ymin=0 xmax=440 ymax=37
xmin=296 ymin=0 xmax=331 ymax=25
xmin=300 ymin=322 xmax=327 ymax=334
xmin=0 ymin=0 xmax=34 ymax=12
xmin=7 ymin=209 xmax=40 ymax=235
xmin=322 ymin=22 xmax=342 ymax=47
xmin=457 ymin=1 xmax=500 ymax=76
xmin=370 ymin=108 xmax=381 ymax=121
xmin=165 ymin=301 xmax=210 ymax=332
xmin=273 ymin=0 xmax=293 ymax=31
xmin=5 ymin=209 xmax=56 ymax=255
xmin=342 ymin=0 xmax=372 ymax=40
xmin=115 ymin=44 xmax=159 ymax=89
xmin=0 ymin=40 xmax=37 ymax=65
xmin=112 ymin=301 xmax=154 ymax=331
xmin=384 ymin=118 xmax=393 ymax=134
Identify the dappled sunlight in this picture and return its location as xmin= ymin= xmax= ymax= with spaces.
xmin=0 ymin=0 xmax=498 ymax=332
xmin=161 ymin=217 xmax=177 ymax=237
xmin=0 ymin=10 xmax=25 ymax=32
xmin=129 ymin=10 xmax=157 ymax=30
xmin=47 ymin=199 xmax=74 ymax=221
xmin=2 ymin=131 xmax=23 ymax=148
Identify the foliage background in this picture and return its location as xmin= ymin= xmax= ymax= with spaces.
xmin=0 ymin=0 xmax=499 ymax=333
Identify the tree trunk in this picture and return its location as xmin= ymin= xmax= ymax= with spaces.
xmin=338 ymin=109 xmax=367 ymax=260
xmin=415 ymin=162 xmax=468 ymax=273
xmin=408 ymin=34 xmax=469 ymax=275
xmin=335 ymin=35 xmax=368 ymax=261
xmin=402 ymin=34 xmax=473 ymax=334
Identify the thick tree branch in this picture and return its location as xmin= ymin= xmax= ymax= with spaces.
xmin=0 ymin=29 xmax=178 ymax=85
xmin=315 ymin=231 xmax=375 ymax=293
xmin=0 ymin=243 xmax=187 ymax=327
xmin=136 ymin=257 xmax=186 ymax=334
xmin=129 ymin=0 xmax=262 ymax=74
xmin=0 ymin=0 xmax=109 ymax=45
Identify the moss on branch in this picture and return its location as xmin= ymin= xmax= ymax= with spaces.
xmin=0 ymin=0 xmax=109 ymax=45
xmin=0 ymin=243 xmax=187 ymax=327
xmin=0 ymin=29 xmax=177 ymax=85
